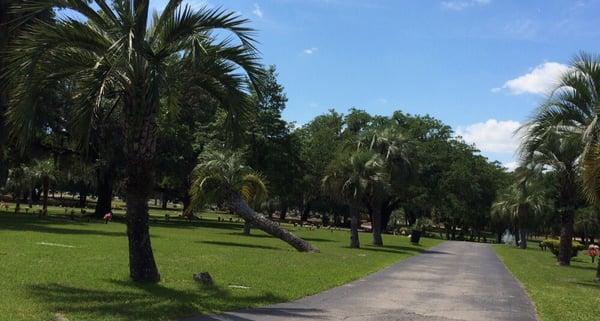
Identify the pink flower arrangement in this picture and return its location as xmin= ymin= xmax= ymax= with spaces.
xmin=103 ymin=212 xmax=113 ymax=224
xmin=588 ymin=244 xmax=599 ymax=263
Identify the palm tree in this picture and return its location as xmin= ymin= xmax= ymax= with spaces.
xmin=5 ymin=0 xmax=264 ymax=282
xmin=241 ymin=172 xmax=268 ymax=235
xmin=5 ymin=165 xmax=32 ymax=212
xmin=491 ymin=174 xmax=549 ymax=249
xmin=521 ymin=53 xmax=600 ymax=275
xmin=322 ymin=150 xmax=388 ymax=248
xmin=520 ymin=129 xmax=581 ymax=265
xmin=188 ymin=150 xmax=319 ymax=253
xmin=31 ymin=159 xmax=56 ymax=216
xmin=362 ymin=126 xmax=407 ymax=246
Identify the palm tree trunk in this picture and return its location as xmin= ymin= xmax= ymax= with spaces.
xmin=519 ymin=228 xmax=528 ymax=249
xmin=161 ymin=192 xmax=168 ymax=209
xmin=228 ymin=192 xmax=319 ymax=252
xmin=126 ymin=181 xmax=160 ymax=282
xmin=596 ymin=258 xmax=600 ymax=282
xmin=243 ymin=219 xmax=252 ymax=235
xmin=94 ymin=165 xmax=114 ymax=219
xmin=558 ymin=208 xmax=575 ymax=265
xmin=42 ymin=175 xmax=49 ymax=215
xmin=14 ymin=190 xmax=21 ymax=212
xmin=371 ymin=204 xmax=383 ymax=246
xmin=279 ymin=205 xmax=287 ymax=220
xmin=349 ymin=205 xmax=360 ymax=248
xmin=181 ymin=192 xmax=191 ymax=217
xmin=301 ymin=202 xmax=310 ymax=222
xmin=123 ymin=100 xmax=160 ymax=283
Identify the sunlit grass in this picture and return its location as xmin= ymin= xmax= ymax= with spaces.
xmin=494 ymin=244 xmax=600 ymax=321
xmin=0 ymin=209 xmax=442 ymax=321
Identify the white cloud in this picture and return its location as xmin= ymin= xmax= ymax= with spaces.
xmin=376 ymin=98 xmax=388 ymax=104
xmin=441 ymin=0 xmax=491 ymax=11
xmin=302 ymin=47 xmax=319 ymax=55
xmin=183 ymin=0 xmax=211 ymax=10
xmin=456 ymin=119 xmax=521 ymax=154
xmin=504 ymin=19 xmax=539 ymax=39
xmin=152 ymin=0 xmax=210 ymax=13
xmin=503 ymin=161 xmax=519 ymax=171
xmin=493 ymin=62 xmax=570 ymax=95
xmin=252 ymin=3 xmax=263 ymax=18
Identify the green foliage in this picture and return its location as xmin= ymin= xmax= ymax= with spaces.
xmin=412 ymin=217 xmax=433 ymax=232
xmin=541 ymin=239 xmax=585 ymax=257
xmin=491 ymin=176 xmax=552 ymax=230
xmin=188 ymin=150 xmax=268 ymax=212
xmin=322 ymin=150 xmax=388 ymax=205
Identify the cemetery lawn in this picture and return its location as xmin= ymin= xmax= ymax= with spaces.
xmin=0 ymin=209 xmax=442 ymax=321
xmin=494 ymin=244 xmax=600 ymax=321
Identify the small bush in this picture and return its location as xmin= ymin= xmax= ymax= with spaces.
xmin=541 ymin=239 xmax=584 ymax=258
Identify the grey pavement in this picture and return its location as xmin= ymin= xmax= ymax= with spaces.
xmin=180 ymin=241 xmax=538 ymax=321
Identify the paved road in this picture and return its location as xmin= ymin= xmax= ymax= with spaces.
xmin=181 ymin=241 xmax=537 ymax=321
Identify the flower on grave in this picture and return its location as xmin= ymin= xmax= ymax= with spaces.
xmin=588 ymin=244 xmax=599 ymax=263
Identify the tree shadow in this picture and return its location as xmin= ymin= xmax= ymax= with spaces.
xmin=565 ymin=264 xmax=597 ymax=272
xmin=220 ymin=232 xmax=334 ymax=243
xmin=422 ymin=249 xmax=453 ymax=255
xmin=27 ymin=279 xmax=286 ymax=321
xmin=183 ymin=307 xmax=326 ymax=320
xmin=359 ymin=244 xmax=436 ymax=255
xmin=223 ymin=232 xmax=273 ymax=238
xmin=0 ymin=215 xmax=126 ymax=237
xmin=300 ymin=237 xmax=335 ymax=243
xmin=572 ymin=281 xmax=600 ymax=290
xmin=199 ymin=241 xmax=281 ymax=251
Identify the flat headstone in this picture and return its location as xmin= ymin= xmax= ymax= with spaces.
xmin=193 ymin=272 xmax=214 ymax=286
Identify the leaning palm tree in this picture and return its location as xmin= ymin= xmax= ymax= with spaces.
xmin=188 ymin=150 xmax=319 ymax=253
xmin=4 ymin=0 xmax=264 ymax=282
xmin=520 ymin=128 xmax=582 ymax=265
xmin=322 ymin=150 xmax=388 ymax=248
xmin=491 ymin=174 xmax=549 ymax=249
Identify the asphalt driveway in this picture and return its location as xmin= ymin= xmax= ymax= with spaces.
xmin=181 ymin=241 xmax=537 ymax=321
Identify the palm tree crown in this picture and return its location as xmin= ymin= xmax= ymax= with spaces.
xmin=188 ymin=150 xmax=267 ymax=211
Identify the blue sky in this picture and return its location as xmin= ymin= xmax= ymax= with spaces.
xmin=153 ymin=0 xmax=600 ymax=168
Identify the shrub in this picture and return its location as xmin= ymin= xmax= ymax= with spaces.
xmin=541 ymin=239 xmax=585 ymax=258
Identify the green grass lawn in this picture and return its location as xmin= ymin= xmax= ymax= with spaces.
xmin=0 ymin=209 xmax=442 ymax=321
xmin=494 ymin=244 xmax=600 ymax=321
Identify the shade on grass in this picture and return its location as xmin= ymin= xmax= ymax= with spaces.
xmin=0 ymin=210 xmax=441 ymax=321
xmin=494 ymin=244 xmax=600 ymax=321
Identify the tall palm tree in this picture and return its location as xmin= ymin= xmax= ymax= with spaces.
xmin=362 ymin=126 xmax=408 ymax=246
xmin=322 ymin=150 xmax=388 ymax=248
xmin=188 ymin=150 xmax=319 ymax=253
xmin=520 ymin=129 xmax=581 ymax=265
xmin=522 ymin=53 xmax=600 ymax=274
xmin=491 ymin=175 xmax=549 ymax=249
xmin=4 ymin=0 xmax=264 ymax=282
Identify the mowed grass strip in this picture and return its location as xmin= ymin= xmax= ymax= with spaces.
xmin=494 ymin=244 xmax=600 ymax=321
xmin=0 ymin=211 xmax=442 ymax=321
